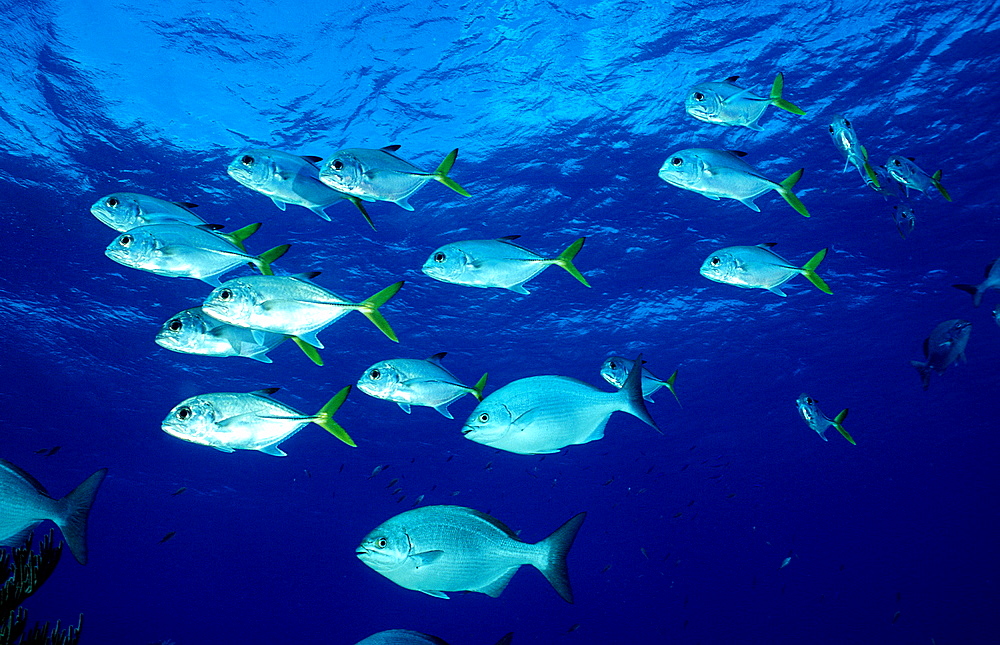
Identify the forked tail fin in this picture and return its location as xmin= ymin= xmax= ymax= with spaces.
xmin=254 ymin=244 xmax=291 ymax=276
xmin=777 ymin=169 xmax=810 ymax=217
xmin=799 ymin=249 xmax=833 ymax=295
xmin=290 ymin=336 xmax=324 ymax=366
xmin=931 ymin=169 xmax=952 ymax=202
xmin=221 ymin=222 xmax=262 ymax=252
xmin=433 ymin=149 xmax=471 ymax=197
xmin=312 ymin=385 xmax=355 ymax=447
xmin=911 ymin=360 xmax=931 ymax=390
xmin=469 ymin=373 xmax=489 ymax=401
xmin=619 ymin=353 xmax=660 ymax=433
xmin=952 ymin=283 xmax=982 ymax=307
xmin=769 ymin=73 xmax=806 ymax=116
xmin=56 ymin=468 xmax=108 ymax=565
xmin=832 ymin=409 xmax=855 ymax=445
xmin=552 ymin=237 xmax=591 ymax=287
xmin=535 ymin=511 xmax=587 ymax=603
xmin=359 ymin=281 xmax=404 ymax=342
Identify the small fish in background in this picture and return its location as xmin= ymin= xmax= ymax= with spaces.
xmin=368 ymin=465 xmax=389 ymax=479
xmin=318 ymin=145 xmax=469 ymax=211
xmin=952 ymin=257 xmax=1000 ymax=307
xmin=159 ymin=531 xmax=176 ymax=544
xmin=828 ymin=114 xmax=880 ymax=187
xmin=357 ymin=353 xmax=488 ymax=418
xmin=461 ymin=354 xmax=658 ymax=455
xmin=779 ymin=556 xmax=792 ymax=569
xmin=422 ymin=236 xmax=590 ymax=294
xmin=993 ymin=304 xmax=1000 ymax=327
xmin=46 ymin=446 xmax=61 ymax=456
xmin=171 ymin=487 xmax=187 ymax=496
xmin=684 ymin=73 xmax=806 ymax=131
xmin=886 ymin=156 xmax=951 ymax=201
xmin=90 ymin=192 xmax=207 ymax=233
xmin=796 ymin=394 xmax=855 ymax=445
xmin=600 ymin=356 xmax=679 ymax=405
xmin=104 ymin=222 xmax=289 ymax=286
xmin=356 ymin=505 xmax=586 ymax=602
xmin=227 ymin=149 xmax=374 ymax=229
xmin=891 ymin=204 xmax=915 ymax=239
xmin=201 ymin=274 xmax=404 ymax=346
xmin=911 ymin=319 xmax=972 ymax=390
xmin=353 ymin=629 xmax=514 ymax=645
xmin=0 ymin=459 xmax=107 ymax=565
xmin=699 ymin=244 xmax=832 ymax=297
xmin=161 ymin=385 xmax=355 ymax=454
xmin=658 ymin=148 xmax=810 ymax=217
xmin=412 ymin=494 xmax=425 ymax=507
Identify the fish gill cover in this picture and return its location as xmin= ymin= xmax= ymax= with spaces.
xmin=0 ymin=0 xmax=999 ymax=643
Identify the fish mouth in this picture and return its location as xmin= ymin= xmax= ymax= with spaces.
xmin=355 ymin=546 xmax=369 ymax=557
xmin=460 ymin=425 xmax=474 ymax=436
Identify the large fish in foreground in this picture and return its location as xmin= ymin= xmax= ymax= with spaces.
xmin=952 ymin=258 xmax=1000 ymax=307
xmin=886 ymin=156 xmax=951 ymax=201
xmin=658 ymin=149 xmax=810 ymax=217
xmin=357 ymin=505 xmax=586 ymax=602
xmin=911 ymin=319 xmax=971 ymax=390
xmin=684 ymin=73 xmax=805 ymax=130
xmin=828 ymin=115 xmax=879 ymax=187
xmin=90 ymin=192 xmax=207 ymax=233
xmin=796 ymin=394 xmax=854 ymax=445
xmin=699 ymin=244 xmax=832 ymax=296
xmin=354 ymin=631 xmax=513 ymax=645
xmin=461 ymin=354 xmax=658 ymax=455
xmin=600 ymin=356 xmax=679 ymax=405
xmin=0 ymin=460 xmax=107 ymax=565
xmin=422 ymin=236 xmax=590 ymax=294
xmin=162 ymin=386 xmax=355 ymax=453
xmin=357 ymin=353 xmax=488 ymax=418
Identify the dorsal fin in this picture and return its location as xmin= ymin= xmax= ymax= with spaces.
xmin=173 ymin=202 xmax=198 ymax=209
xmin=292 ymin=271 xmax=322 ymax=280
xmin=907 ymin=156 xmax=916 ymax=161
xmin=724 ymin=75 xmax=740 ymax=83
xmin=0 ymin=459 xmax=50 ymax=496
xmin=757 ymin=242 xmax=778 ymax=248
xmin=252 ymin=388 xmax=281 ymax=397
xmin=985 ymin=260 xmax=997 ymax=277
xmin=497 ymin=235 xmax=522 ymax=241
xmin=196 ymin=223 xmax=226 ymax=231
xmin=381 ymin=145 xmax=402 ymax=152
xmin=727 ymin=150 xmax=748 ymax=157
xmin=300 ymin=155 xmax=323 ymax=163
xmin=427 ymin=352 xmax=447 ymax=365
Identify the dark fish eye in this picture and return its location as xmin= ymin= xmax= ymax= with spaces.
xmin=893 ymin=159 xmax=902 ymax=166
xmin=332 ymin=160 xmax=344 ymax=171
xmin=119 ymin=235 xmax=132 ymax=246
xmin=844 ymin=119 xmax=851 ymax=126
xmin=376 ymin=538 xmax=387 ymax=548
xmin=693 ymin=92 xmax=704 ymax=101
xmin=671 ymin=157 xmax=682 ymax=166
xmin=609 ymin=361 xmax=617 ymax=370
xmin=710 ymin=257 xmax=720 ymax=266
xmin=370 ymin=369 xmax=381 ymax=380
xmin=434 ymin=252 xmax=446 ymax=263
xmin=219 ymin=289 xmax=232 ymax=301
xmin=806 ymin=397 xmax=814 ymax=405
xmin=177 ymin=406 xmax=192 ymax=420
xmin=828 ymin=126 xmax=834 ymax=133
xmin=241 ymin=155 xmax=254 ymax=166
xmin=478 ymin=413 xmax=489 ymax=423
xmin=106 ymin=197 xmax=119 ymax=207
xmin=168 ymin=319 xmax=183 ymax=332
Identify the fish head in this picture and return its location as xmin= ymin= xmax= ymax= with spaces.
xmin=91 ymin=192 xmax=143 ymax=231
xmin=600 ymin=356 xmax=632 ymax=389
xmin=228 ymin=149 xmax=279 ymax=190
xmin=421 ymin=243 xmax=473 ymax=283
xmin=795 ymin=394 xmax=820 ymax=426
xmin=318 ymin=151 xmax=365 ymax=194
xmin=946 ymin=319 xmax=972 ymax=342
xmin=357 ymin=361 xmax=404 ymax=399
xmin=657 ymin=149 xmax=707 ymax=190
xmin=886 ymin=156 xmax=921 ymax=186
xmin=156 ymin=308 xmax=211 ymax=353
xmin=161 ymin=397 xmax=222 ymax=446
xmin=684 ymin=84 xmax=725 ymax=123
xmin=828 ymin=115 xmax=858 ymax=151
xmin=892 ymin=205 xmax=915 ymax=237
xmin=356 ymin=522 xmax=411 ymax=572
xmin=104 ymin=227 xmax=160 ymax=270
xmin=699 ymin=249 xmax=741 ymax=285
xmin=461 ymin=400 xmax=514 ymax=445
xmin=201 ymin=279 xmax=261 ymax=326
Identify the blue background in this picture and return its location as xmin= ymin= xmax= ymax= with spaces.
xmin=2 ymin=0 xmax=998 ymax=643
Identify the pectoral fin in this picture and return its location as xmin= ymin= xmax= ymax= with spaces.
xmin=397 ymin=402 xmax=412 ymax=414
xmin=411 ymin=550 xmax=445 ymax=568
xmin=269 ymin=197 xmax=287 ymax=211
xmin=258 ymin=444 xmax=288 ymax=457
xmin=418 ymin=589 xmax=450 ymax=599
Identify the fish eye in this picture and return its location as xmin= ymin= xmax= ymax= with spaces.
xmin=241 ymin=155 xmax=254 ymax=166
xmin=218 ymin=289 xmax=232 ymax=301
xmin=806 ymin=397 xmax=814 ymax=405
xmin=710 ymin=257 xmax=720 ymax=266
xmin=369 ymin=369 xmax=381 ymax=380
xmin=609 ymin=361 xmax=617 ymax=370
xmin=119 ymin=235 xmax=132 ymax=247
xmin=106 ymin=197 xmax=119 ymax=207
xmin=693 ymin=92 xmax=704 ymax=101
xmin=434 ymin=252 xmax=446 ymax=263
xmin=168 ymin=319 xmax=183 ymax=332
xmin=332 ymin=160 xmax=344 ymax=171
xmin=828 ymin=125 xmax=834 ymax=133
xmin=844 ymin=119 xmax=851 ymax=126
xmin=893 ymin=159 xmax=902 ymax=166
xmin=177 ymin=406 xmax=192 ymax=420
xmin=478 ymin=413 xmax=489 ymax=423
xmin=375 ymin=537 xmax=387 ymax=548
xmin=671 ymin=157 xmax=683 ymax=166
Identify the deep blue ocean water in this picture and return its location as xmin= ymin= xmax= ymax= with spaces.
xmin=2 ymin=0 xmax=999 ymax=643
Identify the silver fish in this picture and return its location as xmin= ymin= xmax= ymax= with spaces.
xmin=227 ymin=149 xmax=374 ymax=229
xmin=892 ymin=205 xmax=915 ymax=239
xmin=658 ymin=148 xmax=809 ymax=217
xmin=0 ymin=459 xmax=106 ymax=565
xmin=357 ymin=353 xmax=488 ymax=418
xmin=699 ymin=244 xmax=832 ymax=297
xmin=354 ymin=631 xmax=513 ymax=645
xmin=828 ymin=115 xmax=879 ymax=187
xmin=422 ymin=236 xmax=589 ymax=294
xmin=911 ymin=319 xmax=971 ymax=390
xmin=953 ymin=258 xmax=1000 ymax=307
xmin=318 ymin=146 xmax=469 ymax=211
xmin=104 ymin=222 xmax=288 ymax=286
xmin=200 ymin=274 xmax=404 ymax=347
xmin=162 ymin=386 xmax=354 ymax=454
xmin=155 ymin=307 xmax=322 ymax=366
xmin=461 ymin=355 xmax=658 ymax=455
xmin=356 ymin=505 xmax=586 ymax=602
xmin=90 ymin=192 xmax=206 ymax=233
xmin=886 ymin=156 xmax=951 ymax=201
xmin=685 ymin=73 xmax=805 ymax=130
xmin=796 ymin=394 xmax=854 ymax=445
xmin=600 ymin=356 xmax=679 ymax=405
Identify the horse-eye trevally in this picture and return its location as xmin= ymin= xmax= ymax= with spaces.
xmin=828 ymin=115 xmax=880 ymax=188
xmin=796 ymin=394 xmax=854 ymax=445
xmin=699 ymin=244 xmax=832 ymax=297
xmin=892 ymin=205 xmax=915 ymax=239
xmin=952 ymin=257 xmax=1000 ymax=307
xmin=886 ymin=156 xmax=951 ymax=201
xmin=600 ymin=356 xmax=680 ymax=406
xmin=357 ymin=353 xmax=488 ymax=418
xmin=911 ymin=319 xmax=971 ymax=390
xmin=685 ymin=73 xmax=805 ymax=131
xmin=90 ymin=192 xmax=206 ymax=233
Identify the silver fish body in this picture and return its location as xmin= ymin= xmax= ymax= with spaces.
xmin=462 ymin=361 xmax=657 ymax=455
xmin=911 ymin=319 xmax=971 ymax=390
xmin=155 ymin=307 xmax=287 ymax=363
xmin=357 ymin=353 xmax=486 ymax=418
xmin=684 ymin=73 xmax=804 ymax=130
xmin=796 ymin=394 xmax=854 ymax=445
xmin=356 ymin=505 xmax=586 ymax=602
xmin=354 ymin=632 xmax=448 ymax=645
xmin=600 ymin=356 xmax=679 ymax=405
xmin=892 ymin=205 xmax=915 ymax=239
xmin=886 ymin=156 xmax=951 ymax=201
xmin=658 ymin=148 xmax=809 ymax=217
xmin=953 ymin=258 xmax=1000 ymax=307
xmin=699 ymin=244 xmax=832 ymax=297
xmin=421 ymin=237 xmax=589 ymax=294
xmin=828 ymin=115 xmax=879 ymax=187
xmin=90 ymin=192 xmax=206 ymax=232
xmin=0 ymin=459 xmax=106 ymax=565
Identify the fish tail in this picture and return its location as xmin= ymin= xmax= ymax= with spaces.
xmin=347 ymin=196 xmax=377 ymax=230
xmin=860 ymin=147 xmax=881 ymax=187
xmin=952 ymin=284 xmax=982 ymax=307
xmin=290 ymin=336 xmax=324 ymax=365
xmin=910 ymin=360 xmax=931 ymax=390
xmin=931 ymin=169 xmax=952 ymax=201
xmin=661 ymin=369 xmax=681 ymax=407
xmin=469 ymin=373 xmax=489 ymax=402
xmin=312 ymin=385 xmax=355 ymax=447
xmin=798 ymin=248 xmax=833 ymax=295
xmin=552 ymin=237 xmax=591 ymax=287
xmin=769 ymin=72 xmax=806 ymax=115
xmin=777 ymin=169 xmax=810 ymax=217
xmin=832 ymin=408 xmax=855 ymax=445
xmin=56 ymin=468 xmax=108 ymax=565
xmin=620 ymin=353 xmax=660 ymax=433
xmin=433 ymin=149 xmax=471 ymax=197
xmin=359 ymin=281 xmax=404 ymax=342
xmin=221 ymin=222 xmax=262 ymax=252
xmin=535 ymin=511 xmax=587 ymax=603
xmin=253 ymin=244 xmax=291 ymax=276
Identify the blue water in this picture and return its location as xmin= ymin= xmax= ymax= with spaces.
xmin=3 ymin=0 xmax=999 ymax=643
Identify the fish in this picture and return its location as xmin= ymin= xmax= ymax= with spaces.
xmin=461 ymin=354 xmax=658 ymax=455
xmin=156 ymin=307 xmax=322 ymax=366
xmin=46 ymin=446 xmax=61 ymax=457
xmin=779 ymin=556 xmax=792 ymax=570
xmin=161 ymin=386 xmax=355 ymax=454
xmin=356 ymin=505 xmax=586 ymax=602
xmin=104 ymin=222 xmax=289 ymax=286
xmin=353 ymin=630 xmax=514 ymax=645
xmin=90 ymin=192 xmax=206 ymax=233
xmin=892 ymin=204 xmax=915 ymax=239
xmin=600 ymin=356 xmax=679 ymax=405
xmin=159 ymin=531 xmax=176 ymax=544
xmin=911 ymin=319 xmax=972 ymax=390
xmin=318 ymin=145 xmax=469 ymax=211
xmin=200 ymin=274 xmax=404 ymax=347
xmin=684 ymin=73 xmax=805 ymax=131
xmin=699 ymin=243 xmax=832 ymax=296
xmin=171 ymin=487 xmax=186 ymax=496
xmin=796 ymin=394 xmax=855 ymax=445
xmin=357 ymin=352 xmax=488 ymax=418
xmin=227 ymin=149 xmax=374 ymax=229
xmin=886 ymin=156 xmax=951 ymax=201
xmin=994 ymin=304 xmax=1000 ymax=327
xmin=422 ymin=236 xmax=589 ymax=294
xmin=658 ymin=148 xmax=810 ymax=217
xmin=369 ymin=465 xmax=389 ymax=479
xmin=952 ymin=258 xmax=1000 ymax=307
xmin=828 ymin=115 xmax=879 ymax=187
xmin=0 ymin=459 xmax=107 ymax=565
